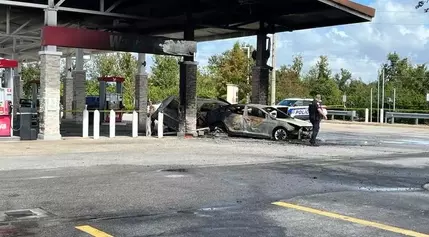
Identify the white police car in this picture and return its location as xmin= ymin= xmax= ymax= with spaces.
xmin=274 ymin=98 xmax=327 ymax=120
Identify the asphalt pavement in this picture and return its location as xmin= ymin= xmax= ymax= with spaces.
xmin=0 ymin=123 xmax=429 ymax=237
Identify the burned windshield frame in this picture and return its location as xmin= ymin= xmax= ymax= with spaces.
xmin=263 ymin=107 xmax=290 ymax=118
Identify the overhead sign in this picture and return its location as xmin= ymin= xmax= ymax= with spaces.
xmin=0 ymin=59 xmax=18 ymax=68
xmin=41 ymin=26 xmax=197 ymax=57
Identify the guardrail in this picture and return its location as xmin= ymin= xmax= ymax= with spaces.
xmin=385 ymin=112 xmax=429 ymax=125
xmin=327 ymin=110 xmax=357 ymax=121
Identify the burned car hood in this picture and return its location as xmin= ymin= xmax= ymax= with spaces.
xmin=277 ymin=118 xmax=312 ymax=127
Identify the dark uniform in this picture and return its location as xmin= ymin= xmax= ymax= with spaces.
xmin=308 ymin=99 xmax=322 ymax=145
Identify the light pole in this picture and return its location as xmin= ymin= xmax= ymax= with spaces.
xmin=270 ymin=34 xmax=276 ymax=105
xmin=242 ymin=46 xmax=251 ymax=103
xmin=377 ymin=70 xmax=380 ymax=122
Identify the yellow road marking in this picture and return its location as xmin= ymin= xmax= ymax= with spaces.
xmin=272 ymin=201 xmax=429 ymax=237
xmin=75 ymin=225 xmax=113 ymax=237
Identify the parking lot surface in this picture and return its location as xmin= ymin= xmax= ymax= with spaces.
xmin=0 ymin=123 xmax=428 ymax=237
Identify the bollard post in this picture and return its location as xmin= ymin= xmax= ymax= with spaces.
xmin=146 ymin=116 xmax=152 ymax=136
xmin=379 ymin=109 xmax=384 ymax=124
xmin=93 ymin=109 xmax=100 ymax=139
xmin=364 ymin=108 xmax=369 ymax=123
xmin=416 ymin=118 xmax=419 ymax=125
xmin=109 ymin=109 xmax=115 ymax=138
xmin=132 ymin=110 xmax=138 ymax=138
xmin=82 ymin=108 xmax=89 ymax=138
xmin=157 ymin=111 xmax=164 ymax=138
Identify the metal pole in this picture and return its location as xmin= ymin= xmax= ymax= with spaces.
xmin=381 ymin=67 xmax=385 ymax=111
xmin=270 ymin=34 xmax=276 ymax=105
xmin=377 ymin=70 xmax=380 ymax=122
xmin=247 ymin=47 xmax=250 ymax=104
xmin=393 ymin=88 xmax=396 ymax=111
xmin=370 ymin=87 xmax=373 ymax=122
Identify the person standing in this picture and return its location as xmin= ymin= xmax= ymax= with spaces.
xmin=308 ymin=94 xmax=327 ymax=146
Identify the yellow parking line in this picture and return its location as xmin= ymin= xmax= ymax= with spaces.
xmin=272 ymin=201 xmax=429 ymax=237
xmin=75 ymin=225 xmax=113 ymax=237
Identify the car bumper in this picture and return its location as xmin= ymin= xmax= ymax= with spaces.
xmin=297 ymin=128 xmax=312 ymax=139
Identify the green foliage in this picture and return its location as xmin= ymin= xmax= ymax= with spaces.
xmin=197 ymin=67 xmax=217 ymax=98
xmin=208 ymin=41 xmax=254 ymax=102
xmin=275 ymin=55 xmax=308 ymax=102
xmin=148 ymin=55 xmax=180 ymax=103
xmin=303 ymin=56 xmax=342 ymax=105
xmin=20 ymin=62 xmax=40 ymax=99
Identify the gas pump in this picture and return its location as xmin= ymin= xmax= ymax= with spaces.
xmin=98 ymin=76 xmax=125 ymax=124
xmin=0 ymin=58 xmax=18 ymax=137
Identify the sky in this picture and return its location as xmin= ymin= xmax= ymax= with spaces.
xmin=143 ymin=0 xmax=429 ymax=84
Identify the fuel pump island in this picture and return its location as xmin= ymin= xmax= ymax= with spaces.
xmin=0 ymin=58 xmax=18 ymax=138
xmin=98 ymin=76 xmax=125 ymax=125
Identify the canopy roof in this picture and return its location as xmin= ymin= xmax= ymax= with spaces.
xmin=0 ymin=0 xmax=375 ymax=60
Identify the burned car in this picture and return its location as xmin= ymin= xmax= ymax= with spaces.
xmin=151 ymin=96 xmax=230 ymax=132
xmin=206 ymin=104 xmax=313 ymax=140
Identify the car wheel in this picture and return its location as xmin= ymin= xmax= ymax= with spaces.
xmin=273 ymin=127 xmax=288 ymax=141
xmin=211 ymin=122 xmax=227 ymax=134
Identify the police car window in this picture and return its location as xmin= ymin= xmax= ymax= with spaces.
xmin=302 ymin=101 xmax=312 ymax=106
xmin=278 ymin=100 xmax=297 ymax=106
xmin=294 ymin=100 xmax=303 ymax=106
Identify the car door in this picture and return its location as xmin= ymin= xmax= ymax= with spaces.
xmin=288 ymin=100 xmax=312 ymax=120
xmin=243 ymin=106 xmax=276 ymax=138
xmin=223 ymin=105 xmax=245 ymax=135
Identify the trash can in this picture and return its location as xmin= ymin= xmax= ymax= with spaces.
xmin=19 ymin=107 xmax=38 ymax=140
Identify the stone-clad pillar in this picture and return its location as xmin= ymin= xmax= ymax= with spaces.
xmin=72 ymin=48 xmax=86 ymax=123
xmin=38 ymin=51 xmax=62 ymax=140
xmin=251 ymin=21 xmax=270 ymax=105
xmin=135 ymin=53 xmax=148 ymax=133
xmin=38 ymin=3 xmax=62 ymax=140
xmin=63 ymin=53 xmax=73 ymax=120
xmin=179 ymin=61 xmax=198 ymax=136
xmin=178 ymin=12 xmax=198 ymax=137
xmin=251 ymin=66 xmax=269 ymax=105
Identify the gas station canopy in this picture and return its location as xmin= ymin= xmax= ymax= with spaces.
xmin=0 ymin=0 xmax=375 ymax=59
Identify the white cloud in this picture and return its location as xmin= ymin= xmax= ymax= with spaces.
xmin=189 ymin=0 xmax=429 ymax=83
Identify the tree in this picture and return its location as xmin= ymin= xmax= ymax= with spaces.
xmin=148 ymin=55 xmax=180 ymax=102
xmin=380 ymin=52 xmax=429 ymax=110
xmin=275 ymin=55 xmax=308 ymax=101
xmin=334 ymin=68 xmax=352 ymax=93
xmin=416 ymin=1 xmax=429 ymax=12
xmin=20 ymin=62 xmax=40 ymax=99
xmin=303 ymin=56 xmax=342 ymax=105
xmin=197 ymin=67 xmax=217 ymax=98
xmin=208 ymin=41 xmax=254 ymax=102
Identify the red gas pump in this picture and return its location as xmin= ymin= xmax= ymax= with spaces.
xmin=98 ymin=76 xmax=125 ymax=124
xmin=0 ymin=58 xmax=18 ymax=137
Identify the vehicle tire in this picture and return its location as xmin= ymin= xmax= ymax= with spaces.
xmin=211 ymin=122 xmax=227 ymax=134
xmin=273 ymin=127 xmax=288 ymax=141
